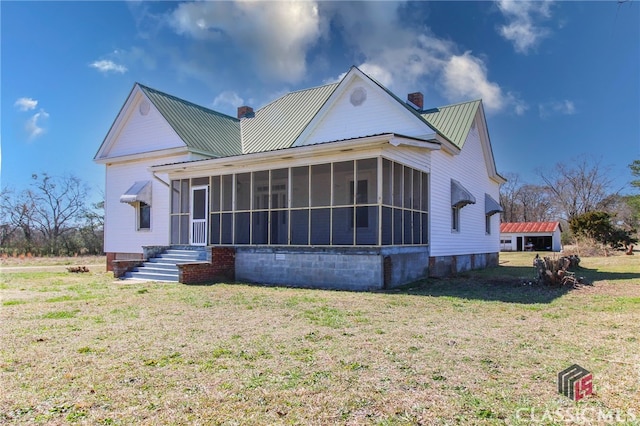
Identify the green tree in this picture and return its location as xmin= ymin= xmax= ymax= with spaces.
xmin=569 ymin=211 xmax=637 ymax=250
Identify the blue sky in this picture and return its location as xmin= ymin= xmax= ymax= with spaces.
xmin=2 ymin=1 xmax=639 ymax=204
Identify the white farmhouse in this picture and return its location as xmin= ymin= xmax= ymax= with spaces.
xmin=94 ymin=67 xmax=505 ymax=289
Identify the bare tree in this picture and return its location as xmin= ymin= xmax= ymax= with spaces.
xmin=499 ymin=173 xmax=522 ymax=222
xmin=518 ymin=184 xmax=554 ymax=222
xmin=538 ymin=156 xmax=615 ymax=221
xmin=0 ymin=187 xmax=37 ymax=252
xmin=500 ymin=174 xmax=554 ymax=222
xmin=26 ymin=173 xmax=90 ymax=255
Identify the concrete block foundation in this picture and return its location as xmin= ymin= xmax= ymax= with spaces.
xmin=235 ymin=246 xmax=429 ymax=291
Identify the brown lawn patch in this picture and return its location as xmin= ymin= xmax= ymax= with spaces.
xmin=1 ymin=253 xmax=638 ymax=424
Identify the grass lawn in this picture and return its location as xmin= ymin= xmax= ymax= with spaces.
xmin=1 ymin=252 xmax=638 ymax=425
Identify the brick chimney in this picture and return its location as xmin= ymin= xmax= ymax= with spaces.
xmin=407 ymin=92 xmax=424 ymax=110
xmin=237 ymin=106 xmax=254 ymax=119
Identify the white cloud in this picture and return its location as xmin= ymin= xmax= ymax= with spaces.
xmin=14 ymin=97 xmax=38 ymax=111
xmin=443 ymin=52 xmax=505 ymax=112
xmin=212 ymin=91 xmax=244 ymax=114
xmin=90 ymin=59 xmax=128 ymax=74
xmin=169 ymin=1 xmax=322 ymax=83
xmin=496 ymin=0 xmax=553 ymax=54
xmin=25 ymin=109 xmax=49 ymax=140
xmin=323 ymin=3 xmax=523 ymax=114
xmin=539 ymin=99 xmax=576 ymax=118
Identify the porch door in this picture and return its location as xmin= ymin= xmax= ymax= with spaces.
xmin=190 ymin=186 xmax=208 ymax=246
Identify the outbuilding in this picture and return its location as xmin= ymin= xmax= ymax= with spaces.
xmin=500 ymin=222 xmax=563 ymax=252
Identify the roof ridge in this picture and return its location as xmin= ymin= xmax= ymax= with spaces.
xmin=255 ymin=81 xmax=340 ymax=112
xmin=427 ymin=99 xmax=482 ymax=112
xmin=137 ymin=83 xmax=239 ymax=122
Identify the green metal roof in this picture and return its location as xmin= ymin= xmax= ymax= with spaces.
xmin=421 ymin=100 xmax=481 ymax=149
xmin=241 ymin=83 xmax=338 ymax=154
xmin=139 ymin=84 xmax=242 ymax=157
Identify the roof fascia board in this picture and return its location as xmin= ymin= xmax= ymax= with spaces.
xmin=436 ymin=134 xmax=461 ymax=155
xmin=94 ymin=146 xmax=190 ymax=165
xmin=94 ymin=83 xmax=140 ymax=160
xmin=389 ymin=135 xmax=440 ymax=150
xmin=474 ymin=103 xmax=507 ymax=184
xmin=152 ymin=133 xmax=397 ymax=174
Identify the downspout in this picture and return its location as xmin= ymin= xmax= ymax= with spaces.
xmin=152 ymin=172 xmax=170 ymax=188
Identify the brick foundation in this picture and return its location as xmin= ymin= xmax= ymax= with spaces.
xmin=113 ymin=259 xmax=144 ymax=278
xmin=429 ymin=252 xmax=499 ymax=277
xmin=106 ymin=252 xmax=143 ymax=273
xmin=178 ymin=247 xmax=236 ymax=284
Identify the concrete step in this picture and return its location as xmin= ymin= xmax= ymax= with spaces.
xmin=142 ymin=261 xmax=178 ymax=270
xmin=121 ymin=247 xmax=208 ymax=282
xmin=125 ymin=270 xmax=179 ymax=282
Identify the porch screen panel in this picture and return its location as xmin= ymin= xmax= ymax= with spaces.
xmin=421 ymin=173 xmax=429 ymax=212
xmin=381 ymin=207 xmax=392 ymax=245
xmin=235 ymin=212 xmax=250 ymax=244
xmin=393 ymin=163 xmax=403 ymax=207
xmin=171 ymin=181 xmax=180 ymax=214
xmin=421 ymin=213 xmax=429 ymax=244
xmin=413 ymin=211 xmax=421 ymax=244
xmin=404 ymin=167 xmax=412 ymax=209
xmin=211 ymin=176 xmax=221 ymax=212
xmin=180 ymin=180 xmax=190 ymax=213
xmin=310 ymin=209 xmax=330 ymax=245
xmin=291 ymin=166 xmax=309 ymax=208
xmin=382 ymin=159 xmax=392 ymax=205
xmin=271 ymin=169 xmax=288 ymax=245
xmin=310 ymin=164 xmax=331 ymax=207
xmin=356 ymin=206 xmax=378 ymax=245
xmin=393 ymin=208 xmax=403 ymax=244
xmin=252 ymin=171 xmax=269 ymax=244
xmin=271 ymin=210 xmax=288 ymax=245
xmin=412 ymin=170 xmax=421 ymax=210
xmin=332 ymin=207 xmax=353 ymax=245
xmin=333 ymin=161 xmax=354 ymax=206
xmin=290 ymin=210 xmax=309 ymax=245
xmin=210 ymin=213 xmax=220 ymax=244
xmin=404 ymin=210 xmax=412 ymax=244
xmin=252 ymin=211 xmax=268 ymax=244
xmin=222 ymin=175 xmax=233 ymax=211
xmin=221 ymin=213 xmax=233 ymax=244
xmin=171 ymin=216 xmax=180 ymax=245
xmin=180 ymin=215 xmax=189 ymax=244
xmin=236 ymin=173 xmax=251 ymax=211
xmin=357 ymin=158 xmax=377 ymax=203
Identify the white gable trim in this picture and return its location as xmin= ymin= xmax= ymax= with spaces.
xmin=292 ymin=67 xmax=437 ymax=148
xmin=94 ymin=84 xmax=185 ymax=161
xmin=94 ymin=147 xmax=190 ymax=165
xmin=474 ymin=103 xmax=506 ymax=184
xmin=389 ymin=135 xmax=439 ymax=150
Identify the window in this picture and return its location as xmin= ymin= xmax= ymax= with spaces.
xmin=138 ymin=202 xmax=151 ymax=230
xmin=452 ymin=206 xmax=460 ymax=232
xmin=485 ymin=215 xmax=491 ymax=235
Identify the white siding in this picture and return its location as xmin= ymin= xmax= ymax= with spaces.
xmin=104 ymin=96 xmax=184 ymax=158
xmin=104 ymin=154 xmax=191 ymax=254
xmin=299 ymin=76 xmax=432 ymax=146
xmin=430 ymin=115 xmax=501 ymax=257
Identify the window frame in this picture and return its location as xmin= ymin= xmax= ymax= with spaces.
xmin=138 ymin=201 xmax=151 ymax=231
